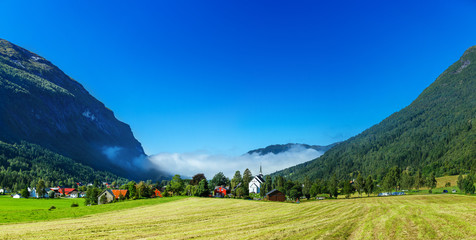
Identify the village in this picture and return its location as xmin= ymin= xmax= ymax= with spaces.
xmin=1 ymin=165 xmax=466 ymax=206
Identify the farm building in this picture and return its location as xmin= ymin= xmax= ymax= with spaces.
xmin=214 ymin=186 xmax=229 ymax=197
xmin=249 ymin=166 xmax=265 ymax=194
xmin=98 ymin=189 xmax=129 ymax=204
xmin=98 ymin=189 xmax=116 ymax=204
xmin=266 ymin=189 xmax=285 ymax=202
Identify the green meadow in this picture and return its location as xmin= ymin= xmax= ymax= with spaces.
xmin=0 ymin=195 xmax=183 ymax=224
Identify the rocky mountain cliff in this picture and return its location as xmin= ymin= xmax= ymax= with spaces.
xmin=0 ymin=39 xmax=164 ymax=180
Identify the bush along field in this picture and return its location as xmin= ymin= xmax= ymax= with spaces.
xmin=0 ymin=194 xmax=475 ymax=239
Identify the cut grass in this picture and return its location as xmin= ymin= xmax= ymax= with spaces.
xmin=0 ymin=195 xmax=184 ymax=224
xmin=0 ymin=194 xmax=474 ymax=239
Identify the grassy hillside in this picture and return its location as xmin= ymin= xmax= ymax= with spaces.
xmin=274 ymin=46 xmax=476 ymax=181
xmin=0 ymin=195 xmax=474 ymax=239
xmin=0 ymin=195 xmax=183 ymax=224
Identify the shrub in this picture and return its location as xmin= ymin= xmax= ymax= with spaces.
xmin=71 ymin=202 xmax=79 ymax=207
xmin=48 ymin=206 xmax=56 ymax=211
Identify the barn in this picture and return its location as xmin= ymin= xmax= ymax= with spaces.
xmin=266 ymin=189 xmax=286 ymax=202
xmin=98 ymin=189 xmax=116 ymax=204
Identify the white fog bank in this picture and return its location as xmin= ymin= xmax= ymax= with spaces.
xmin=147 ymin=145 xmax=323 ymax=178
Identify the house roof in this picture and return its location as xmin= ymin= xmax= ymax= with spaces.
xmin=266 ymin=189 xmax=283 ymax=196
xmin=253 ymin=174 xmax=265 ymax=183
xmin=111 ymin=190 xmax=128 ymax=199
xmin=57 ymin=188 xmax=77 ymax=195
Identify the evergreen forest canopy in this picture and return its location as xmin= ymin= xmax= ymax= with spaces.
xmin=0 ymin=140 xmax=128 ymax=192
xmin=272 ymin=46 xmax=476 ymax=182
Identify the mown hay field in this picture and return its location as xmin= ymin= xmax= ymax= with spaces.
xmin=1 ymin=194 xmax=475 ymax=240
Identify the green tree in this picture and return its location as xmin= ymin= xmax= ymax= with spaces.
xmin=328 ymin=174 xmax=339 ymax=198
xmin=191 ymin=173 xmax=206 ymax=185
xmin=127 ymin=181 xmax=137 ymax=199
xmin=342 ymin=180 xmax=354 ymax=198
xmin=36 ymin=179 xmax=46 ymax=198
xmin=302 ymin=177 xmax=312 ymax=199
xmin=414 ymin=170 xmax=424 ymax=190
xmin=21 ymin=187 xmax=29 ymax=198
xmin=289 ymin=189 xmax=299 ymax=201
xmin=170 ymin=175 xmax=184 ymax=196
xmin=310 ymin=182 xmax=320 ymax=198
xmin=383 ymin=166 xmax=401 ymax=191
xmin=426 ymin=173 xmax=437 ymax=191
xmin=242 ymin=169 xmax=253 ymax=196
xmin=364 ymin=175 xmax=375 ymax=197
xmin=210 ymin=172 xmax=229 ymax=188
xmin=354 ymin=173 xmax=365 ymax=197
xmin=196 ymin=179 xmax=209 ymax=197
xmin=231 ymin=171 xmax=242 ymax=191
xmin=457 ymin=173 xmax=464 ymax=190
xmin=462 ymin=174 xmax=475 ymax=194
xmin=400 ymin=172 xmax=414 ymax=190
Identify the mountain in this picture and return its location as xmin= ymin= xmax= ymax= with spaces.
xmin=0 ymin=39 xmax=165 ymax=180
xmin=272 ymin=46 xmax=476 ymax=181
xmin=247 ymin=143 xmax=338 ymax=155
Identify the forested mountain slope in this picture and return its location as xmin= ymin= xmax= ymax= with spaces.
xmin=273 ymin=46 xmax=476 ymax=181
xmin=0 ymin=39 xmax=165 ymax=180
xmin=0 ymin=140 xmax=128 ymax=190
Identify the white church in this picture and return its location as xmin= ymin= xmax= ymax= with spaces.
xmin=248 ymin=165 xmax=265 ymax=194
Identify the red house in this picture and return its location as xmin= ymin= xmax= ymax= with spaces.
xmin=214 ymin=186 xmax=228 ymax=197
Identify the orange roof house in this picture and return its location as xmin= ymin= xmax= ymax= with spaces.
xmin=111 ymin=190 xmax=128 ymax=199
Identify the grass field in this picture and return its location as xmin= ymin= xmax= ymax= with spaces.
xmin=0 ymin=194 xmax=474 ymax=239
xmin=0 ymin=195 xmax=183 ymax=224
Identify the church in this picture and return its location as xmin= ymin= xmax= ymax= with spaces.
xmin=248 ymin=165 xmax=265 ymax=194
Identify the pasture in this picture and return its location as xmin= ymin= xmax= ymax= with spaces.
xmin=0 ymin=194 xmax=474 ymax=239
xmin=0 ymin=195 xmax=183 ymax=224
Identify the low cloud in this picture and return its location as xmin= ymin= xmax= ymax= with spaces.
xmin=148 ymin=145 xmax=323 ymax=179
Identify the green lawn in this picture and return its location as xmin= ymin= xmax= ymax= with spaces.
xmin=0 ymin=195 xmax=184 ymax=224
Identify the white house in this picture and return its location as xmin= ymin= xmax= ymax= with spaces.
xmin=12 ymin=194 xmax=21 ymax=198
xmin=0 ymin=189 xmax=4 ymax=194
xmin=249 ymin=166 xmax=265 ymax=194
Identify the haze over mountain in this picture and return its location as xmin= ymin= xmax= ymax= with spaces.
xmin=0 ymin=39 xmax=166 ymax=180
xmin=149 ymin=143 xmax=334 ymax=179
xmin=272 ymin=46 xmax=476 ymax=180
xmin=247 ymin=143 xmax=338 ymax=156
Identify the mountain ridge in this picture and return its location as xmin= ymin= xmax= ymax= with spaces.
xmin=272 ymin=46 xmax=476 ymax=180
xmin=247 ymin=143 xmax=339 ymax=155
xmin=0 ymin=38 xmax=165 ymax=180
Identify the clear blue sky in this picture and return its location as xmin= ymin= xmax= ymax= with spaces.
xmin=1 ymin=0 xmax=476 ymax=155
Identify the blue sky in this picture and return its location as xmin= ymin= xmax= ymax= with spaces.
xmin=2 ymin=0 xmax=476 ymax=156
